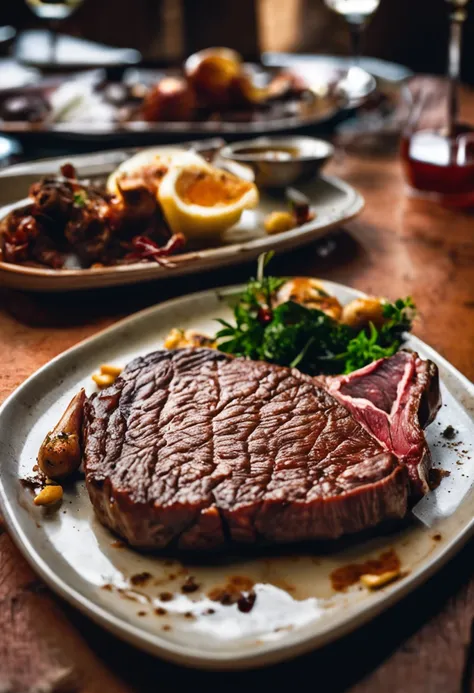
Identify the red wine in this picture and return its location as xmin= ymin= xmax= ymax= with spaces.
xmin=400 ymin=128 xmax=474 ymax=207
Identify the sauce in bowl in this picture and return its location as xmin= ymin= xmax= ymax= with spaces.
xmin=219 ymin=136 xmax=335 ymax=188
xmin=233 ymin=146 xmax=301 ymax=162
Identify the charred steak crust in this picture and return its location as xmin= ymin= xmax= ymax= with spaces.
xmin=83 ymin=348 xmax=409 ymax=550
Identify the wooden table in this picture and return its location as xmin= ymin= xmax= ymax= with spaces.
xmin=1 ymin=96 xmax=474 ymax=693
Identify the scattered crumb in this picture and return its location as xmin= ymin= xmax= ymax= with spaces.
xmin=237 ymin=590 xmax=257 ymax=613
xmin=433 ymin=534 xmax=442 ymax=542
xmin=102 ymin=583 xmax=113 ymax=591
xmin=181 ymin=576 xmax=200 ymax=594
xmin=204 ymin=608 xmax=215 ymax=615
xmin=130 ymin=572 xmax=153 ymax=586
xmin=442 ymin=425 xmax=456 ymax=440
xmin=184 ymin=611 xmax=196 ymax=620
xmin=208 ymin=576 xmax=256 ymax=610
xmin=162 ymin=625 xmax=171 ymax=632
xmin=137 ymin=610 xmax=147 ymax=617
xmin=159 ymin=591 xmax=174 ymax=602
xmin=155 ymin=607 xmax=167 ymax=616
xmin=111 ymin=540 xmax=125 ymax=549
xmin=428 ymin=468 xmax=451 ymax=491
xmin=20 ymin=470 xmax=46 ymax=492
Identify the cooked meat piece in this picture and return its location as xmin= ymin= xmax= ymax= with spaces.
xmin=29 ymin=176 xmax=75 ymax=224
xmin=113 ymin=180 xmax=171 ymax=244
xmin=64 ymin=199 xmax=112 ymax=265
xmin=0 ymin=206 xmax=65 ymax=268
xmin=321 ymin=350 xmax=441 ymax=498
xmin=1 ymin=164 xmax=181 ymax=268
xmin=83 ymin=348 xmax=425 ymax=551
xmin=116 ymin=180 xmax=158 ymax=222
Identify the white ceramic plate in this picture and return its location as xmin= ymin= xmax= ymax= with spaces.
xmin=0 ymin=281 xmax=473 ymax=670
xmin=0 ymin=148 xmax=363 ymax=291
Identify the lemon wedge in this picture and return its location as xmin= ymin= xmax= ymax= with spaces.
xmin=106 ymin=147 xmax=207 ymax=197
xmin=158 ymin=163 xmax=259 ymax=239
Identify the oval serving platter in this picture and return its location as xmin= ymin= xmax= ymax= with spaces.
xmin=0 ymin=281 xmax=473 ymax=671
xmin=0 ymin=148 xmax=363 ymax=292
xmin=0 ymin=61 xmax=368 ymax=143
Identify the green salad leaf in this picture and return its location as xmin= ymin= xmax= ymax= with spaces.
xmin=215 ymin=253 xmax=416 ymax=375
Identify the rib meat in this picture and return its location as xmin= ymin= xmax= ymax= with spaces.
xmin=321 ymin=351 xmax=441 ymax=498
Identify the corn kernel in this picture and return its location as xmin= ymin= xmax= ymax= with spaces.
xmin=164 ymin=328 xmax=185 ymax=349
xmin=100 ymin=364 xmax=123 ymax=377
xmin=92 ymin=373 xmax=116 ymax=388
xmin=264 ymin=211 xmax=295 ymax=235
xmin=34 ymin=485 xmax=63 ymax=506
xmin=360 ymin=570 xmax=400 ymax=590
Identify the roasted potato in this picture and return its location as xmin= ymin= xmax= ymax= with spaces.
xmin=185 ymin=47 xmax=242 ymax=108
xmin=229 ymin=73 xmax=268 ymax=106
xmin=341 ymin=297 xmax=386 ymax=331
xmin=37 ymin=389 xmax=85 ymax=480
xmin=275 ymin=278 xmax=343 ymax=321
xmin=141 ymin=77 xmax=196 ymax=122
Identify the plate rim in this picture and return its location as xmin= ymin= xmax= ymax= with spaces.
xmin=0 ymin=280 xmax=473 ymax=670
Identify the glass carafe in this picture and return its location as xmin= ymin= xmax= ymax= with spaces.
xmin=400 ymin=0 xmax=474 ymax=208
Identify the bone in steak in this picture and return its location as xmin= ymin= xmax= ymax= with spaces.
xmin=83 ymin=348 xmax=439 ymax=550
xmin=321 ymin=351 xmax=441 ymax=499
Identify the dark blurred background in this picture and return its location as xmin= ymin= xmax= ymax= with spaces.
xmin=0 ymin=0 xmax=472 ymax=81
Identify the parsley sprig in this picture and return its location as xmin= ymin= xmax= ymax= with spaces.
xmin=216 ymin=253 xmax=415 ymax=375
xmin=73 ymin=190 xmax=88 ymax=208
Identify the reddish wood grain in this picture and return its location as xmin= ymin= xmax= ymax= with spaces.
xmin=0 ymin=89 xmax=473 ymax=692
xmin=0 ymin=526 xmax=133 ymax=693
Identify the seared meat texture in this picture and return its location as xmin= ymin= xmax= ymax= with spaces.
xmin=0 ymin=163 xmax=180 ymax=268
xmin=82 ymin=348 xmax=431 ymax=551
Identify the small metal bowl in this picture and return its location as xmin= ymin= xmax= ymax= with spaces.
xmin=219 ymin=135 xmax=334 ymax=188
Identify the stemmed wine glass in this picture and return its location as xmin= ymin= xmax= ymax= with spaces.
xmin=23 ymin=0 xmax=85 ymax=64
xmin=323 ymin=0 xmax=381 ymax=66
xmin=322 ymin=0 xmax=381 ymax=103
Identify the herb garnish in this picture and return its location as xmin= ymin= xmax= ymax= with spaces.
xmin=216 ymin=253 xmax=415 ymax=375
xmin=73 ymin=191 xmax=88 ymax=208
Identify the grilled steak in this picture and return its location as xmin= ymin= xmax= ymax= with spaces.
xmin=321 ymin=351 xmax=441 ymax=499
xmin=83 ymin=348 xmax=439 ymax=550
